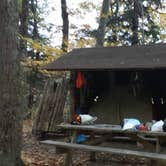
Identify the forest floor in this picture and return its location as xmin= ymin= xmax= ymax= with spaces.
xmin=21 ymin=119 xmax=163 ymax=166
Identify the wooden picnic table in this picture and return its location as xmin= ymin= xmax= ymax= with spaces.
xmin=57 ymin=123 xmax=166 ymax=136
xmin=57 ymin=123 xmax=166 ymax=153
xmin=41 ymin=123 xmax=166 ymax=166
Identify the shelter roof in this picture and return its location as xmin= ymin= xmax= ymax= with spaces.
xmin=45 ymin=43 xmax=166 ymax=71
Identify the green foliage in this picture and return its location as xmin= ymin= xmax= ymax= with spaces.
xmin=103 ymin=0 xmax=162 ymax=45
xmin=160 ymin=13 xmax=166 ymax=41
xmin=20 ymin=36 xmax=63 ymax=75
xmin=19 ymin=0 xmax=62 ymax=83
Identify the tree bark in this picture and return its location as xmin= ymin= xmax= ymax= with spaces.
xmin=20 ymin=0 xmax=29 ymax=55
xmin=20 ymin=0 xmax=29 ymax=37
xmin=61 ymin=0 xmax=69 ymax=52
xmin=0 ymin=0 xmax=23 ymax=165
xmin=30 ymin=0 xmax=39 ymax=39
xmin=96 ymin=0 xmax=110 ymax=47
xmin=131 ymin=0 xmax=139 ymax=45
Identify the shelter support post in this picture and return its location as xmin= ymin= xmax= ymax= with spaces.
xmin=63 ymin=130 xmax=77 ymax=166
xmin=69 ymin=71 xmax=76 ymax=121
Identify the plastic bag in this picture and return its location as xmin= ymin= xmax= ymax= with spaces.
xmin=151 ymin=120 xmax=164 ymax=132
xmin=76 ymin=134 xmax=86 ymax=143
xmin=79 ymin=114 xmax=97 ymax=124
xmin=122 ymin=118 xmax=141 ymax=130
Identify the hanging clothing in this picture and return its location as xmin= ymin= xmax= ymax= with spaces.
xmin=76 ymin=71 xmax=85 ymax=88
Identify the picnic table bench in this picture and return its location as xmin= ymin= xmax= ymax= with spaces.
xmin=57 ymin=124 xmax=166 ymax=152
xmin=40 ymin=124 xmax=166 ymax=166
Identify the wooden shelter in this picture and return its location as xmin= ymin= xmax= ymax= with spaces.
xmin=38 ymin=44 xmax=166 ymax=165
xmin=45 ymin=43 xmax=166 ymax=125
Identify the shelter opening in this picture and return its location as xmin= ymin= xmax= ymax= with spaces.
xmin=74 ymin=70 xmax=166 ymax=124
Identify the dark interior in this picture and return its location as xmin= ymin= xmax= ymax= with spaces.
xmin=144 ymin=70 xmax=166 ymax=121
xmin=75 ymin=70 xmax=166 ymax=121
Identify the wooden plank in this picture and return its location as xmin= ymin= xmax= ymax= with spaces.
xmin=52 ymin=79 xmax=64 ymax=125
xmin=33 ymin=78 xmax=69 ymax=134
xmin=49 ymin=78 xmax=68 ymax=131
xmin=48 ymin=81 xmax=62 ymax=131
xmin=137 ymin=135 xmax=157 ymax=142
xmin=40 ymin=79 xmax=55 ymax=131
xmin=56 ymin=79 xmax=69 ymax=124
xmin=47 ymin=80 xmax=60 ymax=131
xmin=57 ymin=124 xmax=166 ymax=137
xmin=48 ymin=79 xmax=63 ymax=132
xmin=40 ymin=140 xmax=166 ymax=161
xmin=35 ymin=80 xmax=52 ymax=131
xmin=50 ymin=79 xmax=64 ymax=131
xmin=136 ymin=135 xmax=155 ymax=151
xmin=32 ymin=80 xmax=49 ymax=133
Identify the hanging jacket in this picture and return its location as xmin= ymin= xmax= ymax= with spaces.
xmin=76 ymin=71 xmax=84 ymax=88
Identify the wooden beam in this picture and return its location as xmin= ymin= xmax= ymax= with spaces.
xmin=40 ymin=140 xmax=166 ymax=161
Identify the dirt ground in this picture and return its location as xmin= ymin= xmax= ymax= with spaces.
xmin=21 ymin=119 xmax=162 ymax=166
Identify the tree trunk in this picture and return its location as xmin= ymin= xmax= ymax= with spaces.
xmin=0 ymin=0 xmax=23 ymax=166
xmin=61 ymin=0 xmax=69 ymax=52
xmin=20 ymin=0 xmax=29 ymax=55
xmin=20 ymin=0 xmax=29 ymax=37
xmin=96 ymin=0 xmax=110 ymax=47
xmin=30 ymin=0 xmax=39 ymax=39
xmin=131 ymin=0 xmax=139 ymax=45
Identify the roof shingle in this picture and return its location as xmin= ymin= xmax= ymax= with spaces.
xmin=45 ymin=44 xmax=166 ymax=71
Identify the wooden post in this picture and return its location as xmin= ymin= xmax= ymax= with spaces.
xmin=63 ymin=72 xmax=76 ymax=166
xmin=63 ymin=149 xmax=72 ymax=166
xmin=90 ymin=132 xmax=96 ymax=161
xmin=63 ymin=130 xmax=77 ymax=166
xmin=156 ymin=137 xmax=160 ymax=153
xmin=70 ymin=71 xmax=76 ymax=121
xmin=150 ymin=159 xmax=159 ymax=166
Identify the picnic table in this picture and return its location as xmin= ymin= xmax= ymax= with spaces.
xmin=40 ymin=123 xmax=166 ymax=166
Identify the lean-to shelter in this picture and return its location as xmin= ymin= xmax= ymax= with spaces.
xmin=44 ymin=43 xmax=166 ymax=125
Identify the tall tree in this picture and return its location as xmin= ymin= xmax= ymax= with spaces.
xmin=61 ymin=0 xmax=69 ymax=52
xmin=20 ymin=0 xmax=29 ymax=55
xmin=0 ymin=0 xmax=22 ymax=166
xmin=20 ymin=0 xmax=29 ymax=37
xmin=30 ymin=0 xmax=39 ymax=39
xmin=131 ymin=0 xmax=140 ymax=45
xmin=96 ymin=0 xmax=110 ymax=46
